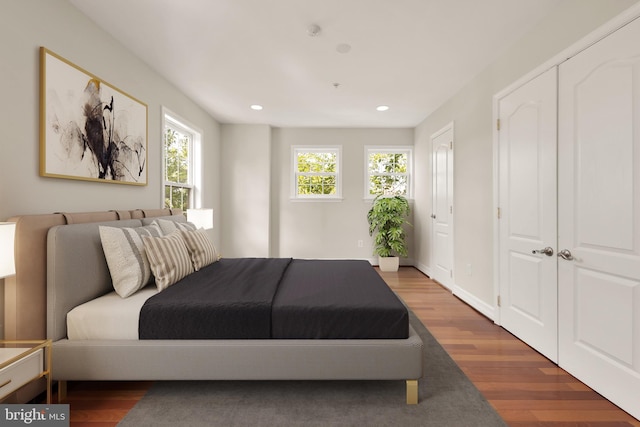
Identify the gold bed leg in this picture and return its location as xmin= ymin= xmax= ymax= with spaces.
xmin=58 ymin=381 xmax=67 ymax=403
xmin=406 ymin=380 xmax=418 ymax=404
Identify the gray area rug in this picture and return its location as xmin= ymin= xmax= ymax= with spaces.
xmin=118 ymin=312 xmax=506 ymax=426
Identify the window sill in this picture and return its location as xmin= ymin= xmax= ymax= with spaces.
xmin=363 ymin=197 xmax=414 ymax=203
xmin=289 ymin=197 xmax=344 ymax=203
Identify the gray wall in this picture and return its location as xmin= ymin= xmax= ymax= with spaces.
xmin=413 ymin=0 xmax=639 ymax=311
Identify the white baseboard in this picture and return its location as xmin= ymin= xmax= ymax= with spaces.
xmin=413 ymin=262 xmax=497 ymax=322
xmin=452 ymin=285 xmax=497 ymax=322
xmin=414 ymin=262 xmax=432 ymax=278
xmin=400 ymin=257 xmax=415 ymax=267
xmin=366 ymin=257 xmax=416 ymax=267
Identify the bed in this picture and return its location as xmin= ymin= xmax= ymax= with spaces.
xmin=6 ymin=209 xmax=423 ymax=404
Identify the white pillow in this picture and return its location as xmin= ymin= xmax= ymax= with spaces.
xmin=142 ymin=231 xmax=194 ymax=291
xmin=153 ymin=218 xmax=196 ymax=235
xmin=180 ymin=228 xmax=219 ymax=271
xmin=99 ymin=224 xmax=163 ymax=298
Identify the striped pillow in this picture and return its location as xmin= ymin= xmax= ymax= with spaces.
xmin=180 ymin=228 xmax=219 ymax=271
xmin=142 ymin=231 xmax=194 ymax=291
xmin=152 ymin=218 xmax=197 ymax=235
xmin=99 ymin=224 xmax=163 ymax=298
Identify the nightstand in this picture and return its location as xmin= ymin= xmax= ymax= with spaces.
xmin=0 ymin=340 xmax=51 ymax=404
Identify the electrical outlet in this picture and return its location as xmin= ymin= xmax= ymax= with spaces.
xmin=466 ymin=264 xmax=472 ymax=276
xmin=357 ymin=240 xmax=364 ymax=248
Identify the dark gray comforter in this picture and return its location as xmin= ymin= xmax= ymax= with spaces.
xmin=139 ymin=258 xmax=408 ymax=340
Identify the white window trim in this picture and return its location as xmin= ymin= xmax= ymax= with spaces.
xmin=291 ymin=145 xmax=343 ymax=200
xmin=161 ymin=107 xmax=203 ymax=209
xmin=364 ymin=146 xmax=413 ymax=200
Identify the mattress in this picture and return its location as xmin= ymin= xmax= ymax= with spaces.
xmin=66 ymin=286 xmax=158 ymax=340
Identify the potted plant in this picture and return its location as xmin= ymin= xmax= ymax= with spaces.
xmin=367 ymin=195 xmax=410 ymax=272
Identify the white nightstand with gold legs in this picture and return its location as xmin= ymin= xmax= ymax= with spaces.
xmin=0 ymin=340 xmax=52 ymax=404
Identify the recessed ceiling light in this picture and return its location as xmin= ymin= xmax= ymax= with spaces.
xmin=250 ymin=104 xmax=263 ymax=111
xmin=376 ymin=105 xmax=389 ymax=112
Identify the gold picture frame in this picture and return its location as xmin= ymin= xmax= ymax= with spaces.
xmin=39 ymin=47 xmax=148 ymax=185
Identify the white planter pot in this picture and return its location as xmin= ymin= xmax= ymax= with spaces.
xmin=378 ymin=256 xmax=399 ymax=272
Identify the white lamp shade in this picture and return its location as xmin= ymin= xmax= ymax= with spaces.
xmin=0 ymin=222 xmax=16 ymax=278
xmin=186 ymin=209 xmax=214 ymax=230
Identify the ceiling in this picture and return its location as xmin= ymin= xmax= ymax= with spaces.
xmin=68 ymin=0 xmax=562 ymax=128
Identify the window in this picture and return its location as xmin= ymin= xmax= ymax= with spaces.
xmin=163 ymin=111 xmax=201 ymax=210
xmin=366 ymin=147 xmax=412 ymax=198
xmin=292 ymin=146 xmax=342 ymax=199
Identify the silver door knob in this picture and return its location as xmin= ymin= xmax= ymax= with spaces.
xmin=557 ymin=249 xmax=574 ymax=260
xmin=431 ymin=214 xmax=436 ymax=219
xmin=532 ymin=247 xmax=554 ymax=256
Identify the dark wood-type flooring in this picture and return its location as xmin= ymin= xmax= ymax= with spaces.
xmin=46 ymin=267 xmax=639 ymax=426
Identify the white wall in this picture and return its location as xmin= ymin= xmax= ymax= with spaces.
xmin=270 ymin=127 xmax=414 ymax=261
xmin=0 ymin=0 xmax=221 ymax=223
xmin=413 ymin=0 xmax=638 ymax=311
xmin=220 ymin=124 xmax=271 ymax=257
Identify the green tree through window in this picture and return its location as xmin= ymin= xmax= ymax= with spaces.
xmin=293 ymin=148 xmax=341 ymax=198
xmin=164 ymin=118 xmax=193 ymax=210
xmin=367 ymin=149 xmax=411 ymax=197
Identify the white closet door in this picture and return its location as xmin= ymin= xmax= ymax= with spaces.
xmin=431 ymin=123 xmax=454 ymax=289
xmin=558 ymin=16 xmax=640 ymax=421
xmin=498 ymin=67 xmax=558 ymax=362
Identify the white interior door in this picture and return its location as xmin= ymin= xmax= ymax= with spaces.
xmin=431 ymin=123 xmax=454 ymax=289
xmin=558 ymin=16 xmax=640 ymax=421
xmin=498 ymin=67 xmax=558 ymax=362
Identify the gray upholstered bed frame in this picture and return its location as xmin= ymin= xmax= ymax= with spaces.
xmin=9 ymin=209 xmax=423 ymax=404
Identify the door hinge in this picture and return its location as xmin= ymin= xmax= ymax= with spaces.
xmin=497 ymin=207 xmax=501 ymax=219
xmin=449 ymin=141 xmax=453 ymax=150
xmin=497 ymin=295 xmax=501 ymax=307
xmin=450 ymin=206 xmax=453 ymax=214
xmin=497 ymin=119 xmax=501 ymax=131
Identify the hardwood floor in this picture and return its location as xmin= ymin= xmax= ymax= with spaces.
xmin=50 ymin=267 xmax=639 ymax=426
xmin=57 ymin=381 xmax=151 ymax=427
xmin=382 ymin=267 xmax=640 ymax=427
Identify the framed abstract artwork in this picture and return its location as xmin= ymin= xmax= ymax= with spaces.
xmin=40 ymin=47 xmax=148 ymax=185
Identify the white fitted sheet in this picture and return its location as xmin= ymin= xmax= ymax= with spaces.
xmin=66 ymin=286 xmax=158 ymax=340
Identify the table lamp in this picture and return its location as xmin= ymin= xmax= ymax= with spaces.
xmin=186 ymin=208 xmax=214 ymax=230
xmin=0 ymin=222 xmax=16 ymax=279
